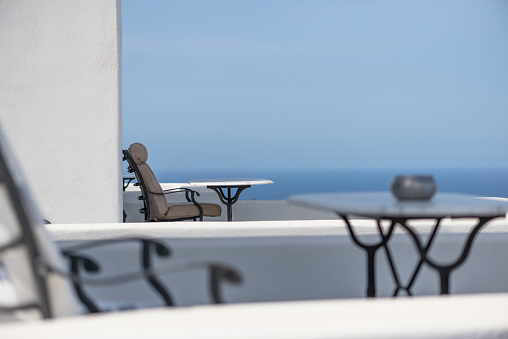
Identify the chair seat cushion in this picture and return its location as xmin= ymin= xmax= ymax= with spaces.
xmin=160 ymin=203 xmax=222 ymax=220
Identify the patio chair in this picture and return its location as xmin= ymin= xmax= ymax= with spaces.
xmin=123 ymin=143 xmax=221 ymax=222
xmin=0 ymin=130 xmax=240 ymax=320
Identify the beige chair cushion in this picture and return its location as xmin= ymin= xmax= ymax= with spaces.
xmin=128 ymin=142 xmax=148 ymax=165
xmin=160 ymin=203 xmax=222 ymax=221
xmin=129 ymin=144 xmax=168 ymax=220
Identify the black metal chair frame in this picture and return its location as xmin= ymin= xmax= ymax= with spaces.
xmin=122 ymin=150 xmax=204 ymax=222
xmin=0 ymin=235 xmax=242 ymax=315
xmin=59 ymin=239 xmax=242 ymax=313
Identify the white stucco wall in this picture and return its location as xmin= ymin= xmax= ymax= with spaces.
xmin=0 ymin=0 xmax=122 ymax=223
xmin=47 ymin=219 xmax=508 ymax=306
xmin=2 ymin=294 xmax=508 ymax=338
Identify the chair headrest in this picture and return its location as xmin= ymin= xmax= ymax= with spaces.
xmin=128 ymin=143 xmax=148 ymax=165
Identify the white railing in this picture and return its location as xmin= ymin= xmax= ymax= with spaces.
xmin=49 ymin=218 xmax=508 ymax=308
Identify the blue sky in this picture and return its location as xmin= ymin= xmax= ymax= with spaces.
xmin=122 ymin=0 xmax=508 ymax=171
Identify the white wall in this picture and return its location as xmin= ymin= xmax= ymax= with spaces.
xmin=2 ymin=294 xmax=508 ymax=339
xmin=48 ymin=219 xmax=508 ymax=308
xmin=0 ymin=0 xmax=122 ymax=223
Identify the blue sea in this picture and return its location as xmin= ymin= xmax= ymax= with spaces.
xmin=153 ymin=168 xmax=508 ymax=200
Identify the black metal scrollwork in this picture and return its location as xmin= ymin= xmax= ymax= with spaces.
xmin=60 ymin=238 xmax=242 ymax=312
xmin=209 ymin=265 xmax=242 ymax=304
xmin=396 ymin=217 xmax=491 ymax=295
xmin=141 ymin=239 xmax=174 ymax=306
xmin=209 ymin=185 xmax=250 ymax=221
xmin=339 ymin=214 xmax=501 ymax=297
xmin=63 ymin=253 xmax=101 ymax=313
xmin=338 ymin=214 xmax=396 ymax=298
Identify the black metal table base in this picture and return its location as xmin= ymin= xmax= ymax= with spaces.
xmin=397 ymin=216 xmax=492 ymax=295
xmin=208 ymin=185 xmax=251 ymax=222
xmin=338 ymin=215 xmax=396 ymax=298
xmin=338 ymin=214 xmax=499 ymax=297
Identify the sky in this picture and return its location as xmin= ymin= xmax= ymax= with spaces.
xmin=122 ymin=0 xmax=508 ymax=171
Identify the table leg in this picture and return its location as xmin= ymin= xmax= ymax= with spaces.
xmin=387 ymin=218 xmax=442 ymax=296
xmin=208 ymin=185 xmax=251 ymax=222
xmin=227 ymin=187 xmax=232 ymax=221
xmin=399 ymin=217 xmax=493 ymax=295
xmin=338 ymin=214 xmax=396 ymax=298
xmin=375 ymin=221 xmax=405 ymax=297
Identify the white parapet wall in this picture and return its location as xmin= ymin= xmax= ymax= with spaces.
xmin=2 ymin=293 xmax=508 ymax=338
xmin=48 ymin=219 xmax=508 ymax=308
xmin=1 ymin=220 xmax=508 ymax=338
xmin=0 ymin=0 xmax=122 ymax=223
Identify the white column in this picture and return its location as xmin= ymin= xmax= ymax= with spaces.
xmin=0 ymin=0 xmax=122 ymax=223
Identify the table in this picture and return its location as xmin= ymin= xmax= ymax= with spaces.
xmin=187 ymin=179 xmax=273 ymax=221
xmin=289 ymin=192 xmax=508 ymax=297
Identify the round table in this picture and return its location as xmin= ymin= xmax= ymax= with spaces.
xmin=289 ymin=192 xmax=508 ymax=297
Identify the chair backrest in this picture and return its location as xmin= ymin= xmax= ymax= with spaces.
xmin=125 ymin=143 xmax=169 ymax=221
xmin=0 ymin=128 xmax=82 ymax=320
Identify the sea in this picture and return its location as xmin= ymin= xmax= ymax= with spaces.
xmin=153 ymin=168 xmax=508 ymax=201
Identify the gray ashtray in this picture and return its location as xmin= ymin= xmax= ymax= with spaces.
xmin=390 ymin=175 xmax=437 ymax=201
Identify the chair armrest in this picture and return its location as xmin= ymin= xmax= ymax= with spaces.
xmin=56 ymin=239 xmax=241 ymax=313
xmin=162 ymin=188 xmax=200 ymax=203
xmin=146 ymin=188 xmax=204 ymax=221
xmin=146 ymin=187 xmax=199 ymax=201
